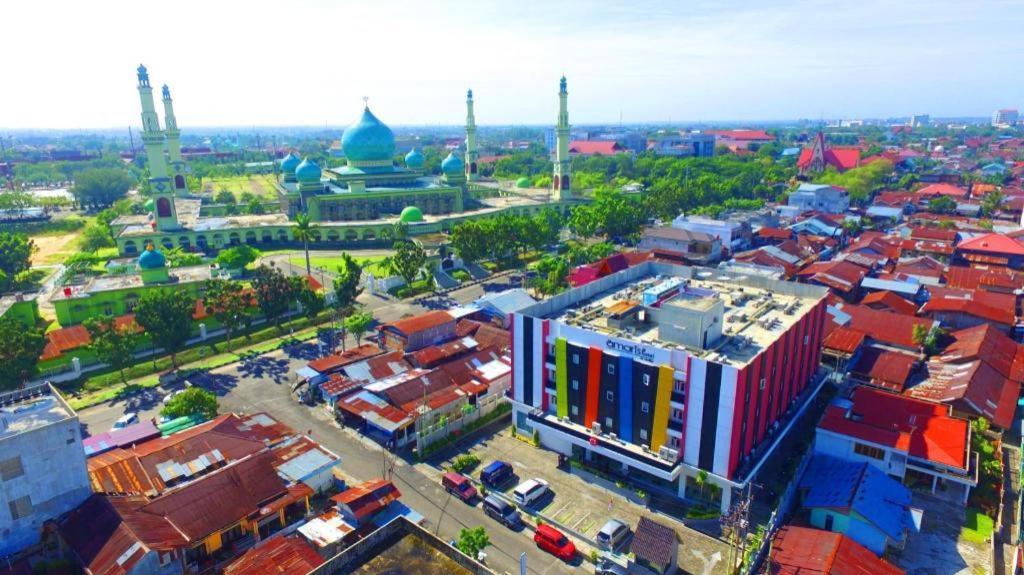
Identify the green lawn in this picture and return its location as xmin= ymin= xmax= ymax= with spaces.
xmin=204 ymin=175 xmax=282 ymax=200
xmin=288 ymin=254 xmax=390 ymax=276
xmin=960 ymin=508 xmax=994 ymax=544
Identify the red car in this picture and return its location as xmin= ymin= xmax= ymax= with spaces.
xmin=442 ymin=472 xmax=478 ymax=503
xmin=534 ymin=523 xmax=576 ymax=561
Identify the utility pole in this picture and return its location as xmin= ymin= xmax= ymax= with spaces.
xmin=721 ymin=482 xmax=756 ymax=574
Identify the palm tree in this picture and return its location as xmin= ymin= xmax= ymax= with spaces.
xmin=292 ymin=213 xmax=318 ymax=275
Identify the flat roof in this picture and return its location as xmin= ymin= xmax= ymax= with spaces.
xmin=531 ymin=261 xmax=826 ymax=367
xmin=0 ymin=383 xmax=75 ymax=440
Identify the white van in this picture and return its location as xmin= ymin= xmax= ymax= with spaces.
xmin=512 ymin=478 xmax=550 ymax=507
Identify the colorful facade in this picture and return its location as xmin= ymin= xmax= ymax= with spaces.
xmin=511 ymin=260 xmax=827 ymax=511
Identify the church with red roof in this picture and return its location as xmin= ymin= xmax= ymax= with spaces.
xmin=798 ymin=132 xmax=861 ymax=174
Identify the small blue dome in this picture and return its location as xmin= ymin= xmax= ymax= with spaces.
xmin=138 ymin=244 xmax=166 ymax=269
xmin=441 ymin=151 xmax=464 ymax=175
xmin=405 ymin=148 xmax=424 ymax=169
xmin=341 ymin=107 xmax=395 ymax=162
xmin=295 ymin=157 xmax=321 ymax=183
xmin=281 ymin=153 xmax=300 ymax=173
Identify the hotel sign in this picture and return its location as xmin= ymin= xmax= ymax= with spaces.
xmin=605 ymin=339 xmax=656 ymax=363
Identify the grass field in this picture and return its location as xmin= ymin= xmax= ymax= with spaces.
xmin=960 ymin=508 xmax=994 ymax=544
xmin=289 ymin=254 xmax=391 ymax=276
xmin=24 ymin=215 xmax=89 ymax=265
xmin=203 ymin=175 xmax=282 ymax=200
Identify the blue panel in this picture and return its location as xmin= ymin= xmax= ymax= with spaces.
xmin=618 ymin=355 xmax=633 ymax=443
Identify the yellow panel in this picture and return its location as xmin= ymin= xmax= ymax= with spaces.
xmin=205 ymin=531 xmax=222 ymax=554
xmin=649 ymin=365 xmax=674 ymax=451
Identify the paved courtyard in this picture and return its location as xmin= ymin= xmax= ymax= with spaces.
xmin=427 ymin=429 xmax=732 ymax=575
xmin=897 ymin=494 xmax=991 ymax=575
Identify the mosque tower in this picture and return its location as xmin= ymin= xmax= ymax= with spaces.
xmin=552 ymin=76 xmax=571 ymax=201
xmin=136 ymin=64 xmax=178 ymax=230
xmin=465 ymin=89 xmax=478 ymax=181
xmin=161 ymin=84 xmax=189 ymax=194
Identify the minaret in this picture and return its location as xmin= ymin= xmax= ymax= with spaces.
xmin=137 ymin=65 xmax=177 ymax=230
xmin=465 ymin=89 xmax=478 ymax=181
xmin=162 ymin=84 xmax=189 ymax=195
xmin=552 ymin=76 xmax=571 ymax=201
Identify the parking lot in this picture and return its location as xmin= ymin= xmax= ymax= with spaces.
xmin=425 ymin=428 xmax=731 ymax=575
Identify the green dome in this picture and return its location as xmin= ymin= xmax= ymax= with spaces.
xmin=516 ymin=177 xmax=531 ymax=188
xmin=280 ymin=153 xmax=300 ymax=173
xmin=138 ymin=244 xmax=166 ymax=269
xmin=399 ymin=206 xmax=424 ymax=223
xmin=441 ymin=151 xmax=464 ymax=175
xmin=295 ymin=157 xmax=321 ymax=183
xmin=342 ymin=107 xmax=395 ymax=162
xmin=144 ymin=198 xmax=155 ymax=211
xmin=405 ymin=148 xmax=424 ymax=169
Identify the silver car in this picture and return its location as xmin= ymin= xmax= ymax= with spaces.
xmin=596 ymin=519 xmax=631 ymax=550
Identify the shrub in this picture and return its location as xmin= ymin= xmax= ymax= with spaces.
xmin=532 ymin=428 xmax=540 ymax=446
xmin=451 ymin=453 xmax=481 ymax=473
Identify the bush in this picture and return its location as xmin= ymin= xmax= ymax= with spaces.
xmin=452 ymin=453 xmax=481 ymax=473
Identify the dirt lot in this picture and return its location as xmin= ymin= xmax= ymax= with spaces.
xmin=426 ymin=429 xmax=732 ymax=575
xmin=31 ymin=230 xmax=82 ymax=265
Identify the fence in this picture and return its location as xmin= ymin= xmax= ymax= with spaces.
xmin=416 ymin=393 xmax=507 ymax=452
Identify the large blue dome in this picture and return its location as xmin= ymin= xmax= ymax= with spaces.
xmin=138 ymin=244 xmax=166 ymax=269
xmin=295 ymin=157 xmax=322 ymax=183
xmin=281 ymin=153 xmax=300 ymax=173
xmin=441 ymin=151 xmax=464 ymax=175
xmin=405 ymin=148 xmax=424 ymax=169
xmin=342 ymin=107 xmax=395 ymax=162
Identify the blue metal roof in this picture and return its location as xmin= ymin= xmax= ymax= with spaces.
xmin=799 ymin=455 xmax=915 ymax=540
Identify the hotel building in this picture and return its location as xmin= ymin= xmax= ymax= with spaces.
xmin=510 ymin=260 xmax=828 ymax=511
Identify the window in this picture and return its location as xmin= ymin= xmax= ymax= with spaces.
xmin=159 ymin=552 xmax=174 ymax=567
xmin=759 ymin=378 xmax=766 ymax=390
xmin=854 ymin=443 xmax=885 ymax=460
xmin=639 ymin=429 xmax=648 ymax=441
xmin=571 ymin=379 xmax=579 ymax=391
xmin=804 ymin=335 xmax=809 ymax=345
xmin=670 ymin=436 xmax=680 ymax=448
xmin=642 ymin=373 xmax=651 ymax=386
xmin=605 ymin=417 xmax=614 ymax=429
xmin=824 ymin=514 xmax=835 ymax=532
xmin=8 ymin=495 xmax=31 ymax=520
xmin=0 ymin=457 xmax=24 ymax=481
xmin=607 ymin=363 xmax=615 ymax=375
xmin=605 ymin=391 xmax=614 ymax=401
xmin=571 ymin=405 xmax=579 ymax=416
xmin=641 ymin=402 xmax=650 ymax=414
xmin=572 ymin=353 xmax=580 ymax=365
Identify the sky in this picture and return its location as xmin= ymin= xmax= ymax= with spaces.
xmin=2 ymin=0 xmax=1023 ymax=129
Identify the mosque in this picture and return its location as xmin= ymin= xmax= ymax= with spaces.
xmin=112 ymin=65 xmax=576 ymax=256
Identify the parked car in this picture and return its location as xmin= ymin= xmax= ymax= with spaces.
xmin=534 ymin=523 xmax=576 ymax=561
xmin=162 ymin=389 xmax=185 ymax=405
xmin=596 ymin=519 xmax=631 ymax=550
xmin=111 ymin=413 xmax=138 ymax=430
xmin=595 ymin=555 xmax=629 ymax=575
xmin=441 ymin=472 xmax=478 ymax=503
xmin=482 ymin=494 xmax=521 ymax=528
xmin=479 ymin=460 xmax=514 ymax=487
xmin=512 ymin=478 xmax=550 ymax=507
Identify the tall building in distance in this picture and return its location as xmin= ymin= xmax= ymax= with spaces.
xmin=909 ymin=114 xmax=930 ymax=128
xmin=161 ymin=83 xmax=189 ymax=194
xmin=509 ymin=261 xmax=827 ymax=512
xmin=464 ymin=89 xmax=479 ymax=181
xmin=0 ymin=384 xmax=91 ymax=556
xmin=992 ymin=108 xmax=1019 ymax=128
xmin=136 ymin=64 xmax=178 ymax=231
xmin=552 ymin=76 xmax=572 ymax=201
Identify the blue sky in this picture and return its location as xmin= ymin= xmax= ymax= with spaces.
xmin=2 ymin=0 xmax=1022 ymax=128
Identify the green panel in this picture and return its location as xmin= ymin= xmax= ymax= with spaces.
xmin=555 ymin=337 xmax=569 ymax=418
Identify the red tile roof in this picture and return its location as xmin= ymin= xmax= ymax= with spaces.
xmin=916 ymin=183 xmax=969 ymax=198
xmin=758 ymin=227 xmax=793 ymax=240
xmin=332 ymin=479 xmax=401 ymax=521
xmin=769 ymin=525 xmax=905 ymax=575
xmin=956 ymin=233 xmax=1024 ymax=256
xmin=920 ymin=296 xmax=1015 ymax=325
xmin=41 ymin=315 xmax=142 ymax=361
xmin=893 ymin=257 xmax=945 ymax=280
xmin=860 ymin=291 xmax=918 ymax=316
xmin=797 ymin=147 xmax=862 ymax=171
xmin=945 ymin=266 xmax=1024 ymax=291
xmin=839 ymin=304 xmax=937 ymax=350
xmin=384 ymin=311 xmax=455 ymax=336
xmin=797 ymin=260 xmax=868 ymax=293
xmin=307 ymin=344 xmax=384 ymax=374
xmin=820 ymin=386 xmax=969 ymax=469
xmin=568 ymin=141 xmax=624 ymax=155
xmin=914 ymin=359 xmax=1018 ymax=429
xmin=706 ymin=129 xmax=775 ymax=141
xmin=848 ymin=347 xmax=919 ymax=392
xmin=910 ymin=227 xmax=958 ymax=243
xmin=822 ymin=327 xmax=866 ymax=355
xmin=224 ymin=536 xmax=324 ymax=575
xmin=874 ymin=191 xmax=915 ymax=207
xmin=939 ymin=324 xmax=1024 ymax=382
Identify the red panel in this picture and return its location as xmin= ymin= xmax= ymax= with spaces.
xmin=585 ymin=346 xmax=601 ymax=428
xmin=681 ymin=354 xmax=692 ymax=460
xmin=758 ymin=342 xmax=776 ymax=442
xmin=744 ymin=352 xmax=763 ymax=458
xmin=541 ymin=320 xmax=550 ymax=412
xmin=727 ymin=365 xmax=750 ymax=479
xmin=788 ymin=316 xmax=806 ymax=407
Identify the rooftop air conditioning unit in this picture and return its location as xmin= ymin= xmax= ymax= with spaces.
xmin=592 ymin=422 xmax=603 ymax=435
xmin=641 ymin=445 xmax=651 ymax=453
xmin=658 ymin=446 xmax=679 ymax=461
xmin=608 ymin=433 xmax=617 ymax=441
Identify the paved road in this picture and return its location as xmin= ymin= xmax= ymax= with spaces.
xmin=76 ymin=275 xmax=579 ymax=575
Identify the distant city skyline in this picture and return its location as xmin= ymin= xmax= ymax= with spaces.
xmin=2 ymin=0 xmax=1022 ymax=130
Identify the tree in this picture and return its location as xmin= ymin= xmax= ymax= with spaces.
xmin=216 ymin=245 xmax=260 ymax=271
xmin=391 ymin=240 xmax=425 ymax=287
xmin=333 ymin=253 xmax=364 ymax=310
xmin=0 ymin=317 xmax=46 ymax=390
xmin=980 ymin=190 xmax=1005 ymax=217
xmin=214 ymin=189 xmax=236 ymax=205
xmin=160 ymin=387 xmax=219 ymax=420
xmin=568 ymin=205 xmax=600 ymax=238
xmin=72 ymin=168 xmax=134 ymax=210
xmin=695 ymin=469 xmax=709 ymax=499
xmin=344 ymin=310 xmax=374 ymax=346
xmin=0 ymin=232 xmax=35 ymax=292
xmin=246 ymin=197 xmax=265 ymax=215
xmin=292 ymin=213 xmax=319 ymax=275
xmin=928 ymin=195 xmax=957 ymax=215
xmin=134 ymin=290 xmax=195 ymax=368
xmin=251 ymin=265 xmax=298 ymax=329
xmin=912 ymin=324 xmax=946 ymax=355
xmin=296 ymin=280 xmax=326 ymax=321
xmin=78 ymin=221 xmax=115 ymax=252
xmin=202 ymin=280 xmax=251 ymax=351
xmin=85 ymin=316 xmax=139 ymax=383
xmin=532 ymin=255 xmax=570 ymax=296
xmin=456 ymin=526 xmax=490 ymax=560
xmin=450 ymin=220 xmax=489 ymax=265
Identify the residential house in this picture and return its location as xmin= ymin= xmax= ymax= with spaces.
xmin=629 ymin=517 xmax=679 ymax=575
xmin=223 ymin=536 xmax=324 ymax=575
xmin=472 ymin=289 xmax=537 ymax=327
xmin=830 ymin=303 xmax=938 ymax=353
xmin=847 ymin=346 xmax=919 ymax=392
xmin=798 ymin=455 xmax=920 ymax=555
xmin=568 ymin=141 xmax=625 ymax=156
xmin=788 ymin=184 xmax=850 ymax=215
xmin=671 ymin=214 xmax=751 ymax=253
xmin=796 ymin=260 xmax=868 ymax=299
xmin=954 ymin=232 xmax=1024 ymax=270
xmin=815 ymin=388 xmax=976 ymax=504
xmin=638 ymin=226 xmax=723 ymax=265
xmin=768 ymin=526 xmax=905 ymax=575
xmin=860 ymin=291 xmax=917 ymax=316
xmin=379 ymin=311 xmax=457 ymax=352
